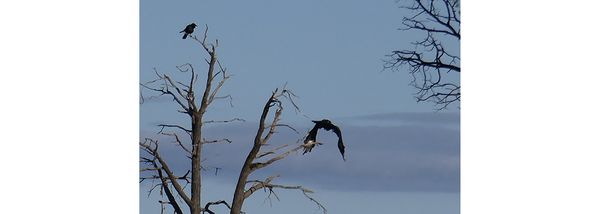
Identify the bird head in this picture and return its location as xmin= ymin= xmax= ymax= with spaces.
xmin=191 ymin=23 xmax=197 ymax=27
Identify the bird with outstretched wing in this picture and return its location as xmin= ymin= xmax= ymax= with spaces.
xmin=303 ymin=119 xmax=346 ymax=161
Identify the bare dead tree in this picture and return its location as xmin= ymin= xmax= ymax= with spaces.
xmin=141 ymin=26 xmax=327 ymax=214
xmin=384 ymin=0 xmax=460 ymax=110
xmin=140 ymin=26 xmax=236 ymax=214
xmin=230 ymin=88 xmax=326 ymax=214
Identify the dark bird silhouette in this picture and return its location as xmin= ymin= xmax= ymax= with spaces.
xmin=180 ymin=23 xmax=197 ymax=39
xmin=303 ymin=119 xmax=346 ymax=161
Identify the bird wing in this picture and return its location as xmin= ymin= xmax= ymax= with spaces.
xmin=305 ymin=123 xmax=322 ymax=143
xmin=330 ymin=125 xmax=346 ymax=161
xmin=304 ymin=120 xmax=346 ymax=161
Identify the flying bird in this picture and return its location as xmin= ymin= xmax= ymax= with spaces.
xmin=180 ymin=23 xmax=197 ymax=39
xmin=303 ymin=119 xmax=346 ymax=161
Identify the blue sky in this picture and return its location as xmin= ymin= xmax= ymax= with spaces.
xmin=140 ymin=0 xmax=459 ymax=213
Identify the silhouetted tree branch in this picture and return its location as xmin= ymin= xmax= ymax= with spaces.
xmin=203 ymin=200 xmax=232 ymax=214
xmin=384 ymin=0 xmax=460 ymax=110
xmin=161 ymin=132 xmax=192 ymax=156
xmin=140 ymin=139 xmax=192 ymax=209
xmin=154 ymin=159 xmax=184 ymax=214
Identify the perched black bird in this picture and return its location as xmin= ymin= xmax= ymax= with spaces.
xmin=180 ymin=23 xmax=197 ymax=39
xmin=303 ymin=119 xmax=346 ymax=161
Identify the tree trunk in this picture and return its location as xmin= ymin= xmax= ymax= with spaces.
xmin=191 ymin=115 xmax=203 ymax=214
xmin=230 ymin=146 xmax=259 ymax=214
xmin=230 ymin=95 xmax=273 ymax=214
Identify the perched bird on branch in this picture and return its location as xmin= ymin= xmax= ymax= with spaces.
xmin=180 ymin=23 xmax=197 ymax=39
xmin=303 ymin=119 xmax=346 ymax=161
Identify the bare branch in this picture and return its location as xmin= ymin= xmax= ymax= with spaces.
xmin=157 ymin=124 xmax=192 ymax=135
xmin=202 ymin=200 xmax=232 ymax=214
xmin=163 ymin=75 xmax=188 ymax=101
xmin=281 ymin=88 xmax=301 ymax=113
xmin=196 ymin=36 xmax=217 ymax=117
xmin=244 ymin=175 xmax=280 ymax=199
xmin=213 ymin=59 xmax=227 ymax=79
xmin=401 ymin=18 xmax=458 ymax=38
xmin=202 ymin=138 xmax=233 ymax=144
xmin=174 ymin=63 xmax=198 ymax=112
xmin=140 ymin=69 xmax=192 ymax=113
xmin=147 ymin=183 xmax=162 ymax=197
xmin=385 ymin=0 xmax=460 ymax=109
xmin=256 ymin=144 xmax=289 ymax=159
xmin=161 ymin=132 xmax=192 ymax=156
xmin=207 ymin=73 xmax=231 ymax=106
xmin=268 ymin=124 xmax=299 ymax=134
xmin=261 ymin=107 xmax=282 ymax=144
xmin=414 ymin=0 xmax=460 ymax=39
xmin=140 ymin=167 xmax=161 ymax=172
xmin=250 ymin=145 xmax=304 ymax=172
xmin=140 ymin=91 xmax=145 ymax=104
xmin=203 ymin=118 xmax=245 ymax=124
xmin=212 ymin=94 xmax=234 ymax=108
xmin=140 ymin=140 xmax=192 ymax=207
xmin=153 ymin=161 xmax=184 ymax=214
xmin=244 ymin=175 xmax=327 ymax=214
xmin=300 ymin=189 xmax=327 ymax=214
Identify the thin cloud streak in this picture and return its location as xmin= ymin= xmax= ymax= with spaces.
xmin=140 ymin=112 xmax=459 ymax=193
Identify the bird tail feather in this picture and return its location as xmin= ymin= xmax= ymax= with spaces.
xmin=182 ymin=34 xmax=188 ymax=39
